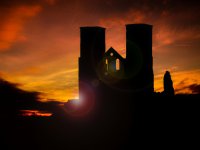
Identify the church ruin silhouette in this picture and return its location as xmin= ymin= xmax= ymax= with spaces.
xmin=79 ymin=24 xmax=154 ymax=100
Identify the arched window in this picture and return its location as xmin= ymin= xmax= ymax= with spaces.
xmin=105 ymin=59 xmax=108 ymax=71
xmin=116 ymin=59 xmax=120 ymax=71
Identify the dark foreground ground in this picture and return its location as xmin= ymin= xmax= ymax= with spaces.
xmin=1 ymin=95 xmax=200 ymax=150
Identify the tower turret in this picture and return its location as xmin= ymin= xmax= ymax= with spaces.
xmin=126 ymin=24 xmax=154 ymax=95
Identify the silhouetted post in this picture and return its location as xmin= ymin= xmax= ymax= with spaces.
xmin=126 ymin=24 xmax=154 ymax=95
xmin=163 ymin=71 xmax=174 ymax=96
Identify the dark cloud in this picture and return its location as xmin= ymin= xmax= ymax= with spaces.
xmin=1 ymin=0 xmax=200 ymax=26
xmin=188 ymin=84 xmax=200 ymax=94
xmin=66 ymin=0 xmax=200 ymax=17
xmin=175 ymin=79 xmax=200 ymax=95
xmin=0 ymin=0 xmax=50 ymax=7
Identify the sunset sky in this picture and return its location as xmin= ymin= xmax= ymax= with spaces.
xmin=0 ymin=0 xmax=200 ymax=102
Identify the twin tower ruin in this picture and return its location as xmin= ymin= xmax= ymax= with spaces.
xmin=79 ymin=24 xmax=154 ymax=100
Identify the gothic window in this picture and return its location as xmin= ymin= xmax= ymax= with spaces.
xmin=116 ymin=59 xmax=120 ymax=71
xmin=105 ymin=59 xmax=108 ymax=71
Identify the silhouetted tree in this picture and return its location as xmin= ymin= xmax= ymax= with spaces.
xmin=163 ymin=71 xmax=174 ymax=96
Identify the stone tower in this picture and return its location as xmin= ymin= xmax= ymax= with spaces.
xmin=79 ymin=27 xmax=105 ymax=100
xmin=125 ymin=24 xmax=154 ymax=95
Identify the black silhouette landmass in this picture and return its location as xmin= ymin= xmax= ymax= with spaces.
xmin=0 ymin=78 xmax=200 ymax=150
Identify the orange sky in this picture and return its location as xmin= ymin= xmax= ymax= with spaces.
xmin=0 ymin=0 xmax=200 ymax=102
